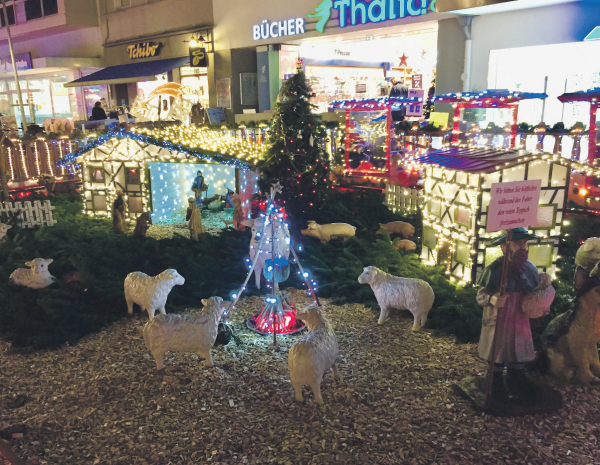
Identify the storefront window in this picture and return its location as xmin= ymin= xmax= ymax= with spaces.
xmin=0 ymin=74 xmax=78 ymax=128
xmin=181 ymin=66 xmax=209 ymax=109
xmin=297 ymin=23 xmax=438 ymax=113
xmin=83 ymin=84 xmax=109 ymax=120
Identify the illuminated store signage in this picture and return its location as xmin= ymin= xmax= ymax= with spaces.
xmin=128 ymin=42 xmax=162 ymax=60
xmin=254 ymin=0 xmax=436 ymax=39
xmin=253 ymin=18 xmax=306 ymax=40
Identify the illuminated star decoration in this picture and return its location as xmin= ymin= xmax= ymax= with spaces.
xmin=270 ymin=181 xmax=283 ymax=199
xmin=398 ymin=54 xmax=408 ymax=67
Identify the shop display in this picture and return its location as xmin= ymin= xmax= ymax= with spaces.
xmin=288 ymin=303 xmax=341 ymax=405
xmin=306 ymin=65 xmax=385 ymax=113
xmin=377 ymin=221 xmax=415 ymax=238
xmin=9 ymin=258 xmax=55 ymax=289
xmin=357 ymin=266 xmax=435 ymax=329
xmin=124 ymin=269 xmax=186 ymax=318
xmin=542 ymin=237 xmax=600 ymax=385
xmin=142 ymin=296 xmax=228 ymax=370
xmin=300 ymin=220 xmax=356 ymax=243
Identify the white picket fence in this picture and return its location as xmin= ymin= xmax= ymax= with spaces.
xmin=385 ymin=185 xmax=422 ymax=212
xmin=0 ymin=200 xmax=57 ymax=228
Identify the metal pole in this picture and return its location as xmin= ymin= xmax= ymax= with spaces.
xmin=484 ymin=229 xmax=512 ymax=409
xmin=1 ymin=0 xmax=27 ymax=134
xmin=540 ymin=76 xmax=548 ymax=123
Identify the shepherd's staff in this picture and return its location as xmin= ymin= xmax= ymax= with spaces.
xmin=484 ymin=228 xmax=512 ymax=409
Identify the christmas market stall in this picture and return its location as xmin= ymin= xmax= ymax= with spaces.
xmin=58 ymin=123 xmax=262 ymax=222
xmin=405 ymin=147 xmax=573 ymax=284
xmin=328 ymin=96 xmax=423 ymax=187
xmin=431 ymin=89 xmax=548 ymax=149
xmin=558 ymin=88 xmax=600 ymax=209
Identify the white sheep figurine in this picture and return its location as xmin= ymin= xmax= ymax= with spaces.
xmin=358 ymin=266 xmax=435 ymax=330
xmin=0 ymin=223 xmax=11 ymax=240
xmin=288 ymin=303 xmax=340 ymax=405
xmin=142 ymin=296 xmax=227 ymax=370
xmin=124 ymin=269 xmax=185 ymax=318
xmin=9 ymin=258 xmax=56 ymax=289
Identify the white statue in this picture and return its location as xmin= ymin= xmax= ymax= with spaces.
xmin=9 ymin=258 xmax=56 ymax=289
xmin=124 ymin=269 xmax=185 ymax=318
xmin=143 ymin=296 xmax=228 ymax=370
xmin=377 ymin=221 xmax=415 ymax=238
xmin=301 ymin=221 xmax=356 ymax=243
xmin=0 ymin=223 xmax=11 ymax=240
xmin=288 ymin=303 xmax=341 ymax=405
xmin=358 ymin=266 xmax=435 ymax=330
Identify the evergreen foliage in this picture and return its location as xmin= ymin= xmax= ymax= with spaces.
xmin=296 ymin=191 xmax=482 ymax=342
xmin=257 ymin=72 xmax=331 ymax=215
xmin=0 ymin=194 xmax=259 ymax=349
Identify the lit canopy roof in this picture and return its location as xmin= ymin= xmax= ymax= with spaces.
xmin=432 ymin=89 xmax=548 ymax=107
xmin=329 ymin=96 xmax=422 ymax=111
xmin=59 ymin=124 xmax=263 ymax=169
xmin=558 ymin=88 xmax=600 ymax=103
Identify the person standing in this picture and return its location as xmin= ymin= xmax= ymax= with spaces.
xmin=476 ymin=227 xmax=555 ymax=400
xmin=90 ymin=101 xmax=107 ymax=121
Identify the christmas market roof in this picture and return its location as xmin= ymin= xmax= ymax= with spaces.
xmin=431 ymin=89 xmax=548 ymax=106
xmin=558 ymin=88 xmax=600 ymax=103
xmin=328 ymin=96 xmax=422 ymax=111
xmin=58 ymin=124 xmax=263 ymax=169
xmin=407 ymin=146 xmax=524 ymax=173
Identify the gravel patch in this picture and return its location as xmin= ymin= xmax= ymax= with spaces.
xmin=1 ymin=289 xmax=599 ymax=464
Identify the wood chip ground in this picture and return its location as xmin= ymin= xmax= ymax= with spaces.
xmin=1 ymin=290 xmax=599 ymax=464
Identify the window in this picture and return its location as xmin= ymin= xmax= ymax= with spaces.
xmin=126 ymin=168 xmax=141 ymax=185
xmin=0 ymin=4 xmax=15 ymax=27
xmin=115 ymin=0 xmax=131 ymax=9
xmin=24 ymin=0 xmax=58 ymax=21
xmin=89 ymin=167 xmax=105 ymax=184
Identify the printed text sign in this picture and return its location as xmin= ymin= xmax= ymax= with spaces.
xmin=487 ymin=180 xmax=542 ymax=233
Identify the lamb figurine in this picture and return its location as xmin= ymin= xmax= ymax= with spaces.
xmin=358 ymin=266 xmax=435 ymax=330
xmin=288 ymin=303 xmax=340 ymax=405
xmin=124 ymin=269 xmax=185 ymax=318
xmin=9 ymin=258 xmax=56 ymax=289
xmin=0 ymin=223 xmax=11 ymax=240
xmin=143 ymin=296 xmax=228 ymax=370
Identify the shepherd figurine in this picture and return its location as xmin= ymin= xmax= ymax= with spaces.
xmin=477 ymin=227 xmax=555 ymax=402
xmin=113 ymin=190 xmax=127 ymax=232
xmin=187 ymin=197 xmax=205 ymax=240
xmin=191 ymin=170 xmax=208 ymax=206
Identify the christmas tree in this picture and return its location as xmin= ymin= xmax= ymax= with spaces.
xmin=257 ymin=68 xmax=331 ymax=214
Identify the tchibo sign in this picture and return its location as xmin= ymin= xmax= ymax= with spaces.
xmin=253 ymin=18 xmax=306 ymax=40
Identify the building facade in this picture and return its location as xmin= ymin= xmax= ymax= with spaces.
xmin=0 ymin=0 xmax=103 ymax=127
xmin=92 ymin=0 xmax=214 ymax=119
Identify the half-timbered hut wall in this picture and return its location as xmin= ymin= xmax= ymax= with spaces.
xmin=413 ymin=149 xmax=570 ymax=284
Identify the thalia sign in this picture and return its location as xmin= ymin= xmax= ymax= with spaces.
xmin=253 ymin=0 xmax=436 ymax=40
